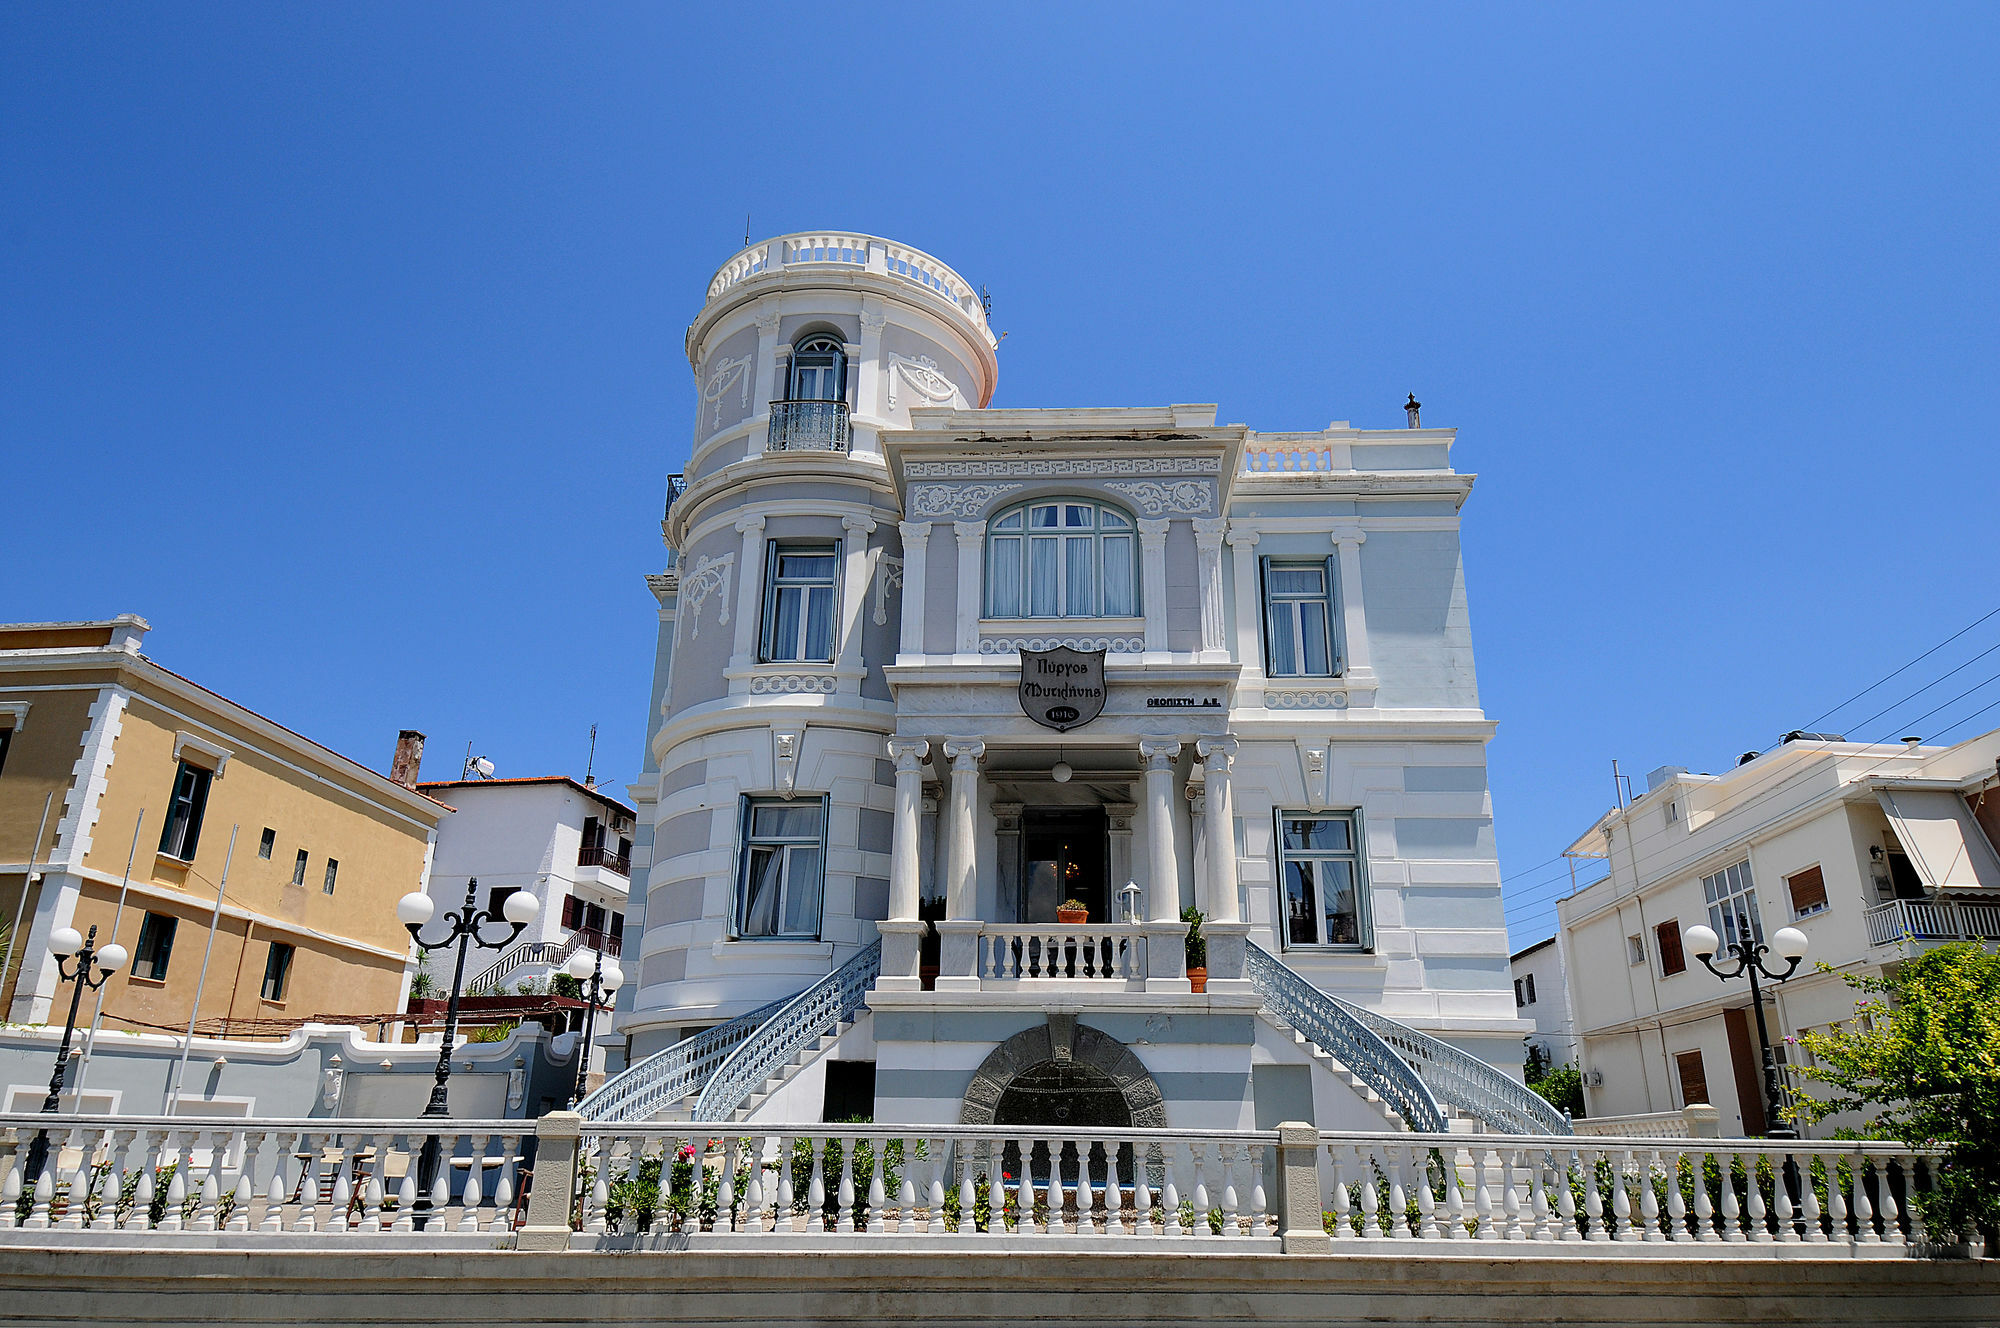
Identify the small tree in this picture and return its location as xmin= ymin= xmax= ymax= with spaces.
xmin=1791 ymin=943 xmax=2000 ymax=1244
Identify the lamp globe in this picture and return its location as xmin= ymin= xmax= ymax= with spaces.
xmin=502 ymin=890 xmax=540 ymax=926
xmin=396 ymin=892 xmax=435 ymax=926
xmin=1772 ymin=926 xmax=1810 ymax=961
xmin=1684 ymin=924 xmax=1720 ymax=961
xmin=96 ymin=943 xmax=129 ymax=974
xmin=49 ymin=927 xmax=82 ymax=958
xmin=565 ymin=950 xmax=595 ymax=981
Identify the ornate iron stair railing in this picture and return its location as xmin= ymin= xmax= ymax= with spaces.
xmin=1246 ymin=943 xmax=1447 ymax=1133
xmin=575 ymin=991 xmax=795 ymax=1123
xmin=691 ymin=939 xmax=881 ymax=1123
xmin=1250 ymin=942 xmax=1571 ymax=1136
xmin=466 ymin=925 xmax=601 ymax=996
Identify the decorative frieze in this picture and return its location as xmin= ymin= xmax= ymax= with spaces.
xmin=1104 ymin=478 xmax=1215 ymax=516
xmin=979 ymin=636 xmax=1144 ymax=655
xmin=909 ymin=483 xmax=1022 ymax=518
xmin=747 ymin=673 xmax=838 ymax=695
xmin=1265 ymin=688 xmax=1350 ymax=710
xmin=904 ymin=457 xmax=1222 ymax=478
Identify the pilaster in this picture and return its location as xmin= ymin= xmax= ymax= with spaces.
xmin=1138 ymin=519 xmax=1171 ymax=659
xmin=897 ymin=520 xmax=931 ymax=663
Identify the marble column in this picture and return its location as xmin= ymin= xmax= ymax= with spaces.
xmin=836 ymin=515 xmax=876 ymax=684
xmin=897 ymin=520 xmax=931 ymax=662
xmin=1138 ymin=519 xmax=1171 ymax=658
xmin=1193 ymin=517 xmax=1230 ymax=660
xmin=877 ymin=737 xmax=929 ymax=989
xmin=1138 ymin=738 xmax=1189 ymax=989
xmin=953 ymin=521 xmax=984 ymax=655
xmin=936 ymin=739 xmax=986 ymax=989
xmin=1330 ymin=524 xmax=1375 ymax=687
xmin=727 ymin=513 xmax=767 ymax=673
xmin=1197 ymin=736 xmax=1247 ymax=984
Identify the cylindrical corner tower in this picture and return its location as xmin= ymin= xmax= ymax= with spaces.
xmin=625 ymin=234 xmax=997 ymax=1056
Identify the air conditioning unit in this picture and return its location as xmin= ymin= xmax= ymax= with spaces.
xmin=1584 ymin=1069 xmax=1604 ymax=1088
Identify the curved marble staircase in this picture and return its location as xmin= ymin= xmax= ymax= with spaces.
xmin=578 ymin=937 xmax=1565 ymax=1136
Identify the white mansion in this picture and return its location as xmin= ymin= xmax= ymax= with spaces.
xmin=586 ymin=232 xmax=1551 ymax=1136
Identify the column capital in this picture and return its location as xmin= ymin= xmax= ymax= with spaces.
xmin=943 ymin=739 xmax=986 ymax=769
xmin=755 ymin=309 xmax=782 ymax=333
xmin=1138 ymin=738 xmax=1181 ymax=769
xmin=843 ymin=514 xmax=878 ymax=535
xmin=735 ymin=513 xmax=768 ymax=535
xmin=1192 ymin=516 xmax=1229 ymax=549
xmin=1196 ymin=736 xmax=1239 ymax=769
xmin=1331 ymin=523 xmax=1366 ymax=548
xmin=953 ymin=520 xmax=984 ymax=545
xmin=1185 ymin=784 xmax=1207 ymax=815
xmin=1137 ymin=517 xmax=1171 ymax=548
xmin=898 ymin=519 xmax=933 ymax=544
xmin=886 ymin=737 xmax=930 ymax=770
xmin=859 ymin=306 xmax=889 ymax=333
xmin=1225 ymin=524 xmax=1261 ymax=548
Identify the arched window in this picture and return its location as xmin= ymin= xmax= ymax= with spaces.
xmin=985 ymin=499 xmax=1138 ymax=619
xmin=788 ymin=335 xmax=847 ymax=401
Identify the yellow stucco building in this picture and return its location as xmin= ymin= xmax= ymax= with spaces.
xmin=0 ymin=616 xmax=445 ymax=1056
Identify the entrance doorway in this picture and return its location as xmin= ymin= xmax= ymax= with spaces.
xmin=993 ymin=1059 xmax=1133 ymax=1188
xmin=1022 ymin=808 xmax=1108 ymax=923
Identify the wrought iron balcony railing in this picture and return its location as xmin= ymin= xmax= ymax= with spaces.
xmin=767 ymin=399 xmax=850 ymax=453
xmin=576 ymin=844 xmax=630 ymax=876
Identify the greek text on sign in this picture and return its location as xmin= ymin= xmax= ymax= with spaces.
xmin=1019 ymin=646 xmax=1107 ymax=732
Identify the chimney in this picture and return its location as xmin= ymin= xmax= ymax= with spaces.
xmin=1404 ymin=393 xmax=1422 ymax=428
xmin=390 ymin=730 xmax=426 ymax=789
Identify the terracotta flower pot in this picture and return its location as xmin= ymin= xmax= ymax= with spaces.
xmin=1187 ymin=966 xmax=1208 ymax=993
xmin=1056 ymin=907 xmax=1089 ymax=925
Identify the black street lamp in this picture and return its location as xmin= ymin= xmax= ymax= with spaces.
xmin=396 ymin=879 xmax=537 ymax=1215
xmin=1686 ymin=921 xmax=1810 ymax=1140
xmin=564 ymin=945 xmax=623 ymax=1108
xmin=22 ymin=924 xmax=128 ymax=1183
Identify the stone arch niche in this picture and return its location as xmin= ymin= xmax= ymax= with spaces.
xmin=958 ymin=1013 xmax=1166 ymax=1128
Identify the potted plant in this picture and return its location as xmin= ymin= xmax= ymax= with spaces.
xmin=1182 ymin=905 xmax=1208 ymax=993
xmin=1056 ymin=898 xmax=1090 ymax=925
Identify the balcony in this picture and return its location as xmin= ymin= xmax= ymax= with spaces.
xmin=568 ymin=925 xmax=621 ymax=959
xmin=766 ymin=399 xmax=850 ymax=453
xmin=577 ymin=843 xmax=630 ymax=877
xmin=1863 ymin=896 xmax=2000 ymax=947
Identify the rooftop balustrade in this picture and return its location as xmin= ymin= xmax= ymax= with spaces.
xmin=703 ymin=233 xmax=992 ymax=346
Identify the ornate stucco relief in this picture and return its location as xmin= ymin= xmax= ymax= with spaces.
xmin=886 ymin=353 xmax=964 ymax=410
xmin=700 ymin=354 xmax=751 ymax=428
xmin=1104 ymin=478 xmax=1215 ymax=516
xmin=678 ymin=552 xmax=734 ymax=640
xmin=909 ymin=482 xmax=1023 ymax=519
xmin=904 ymin=457 xmax=1221 ymax=479
xmin=872 ymin=555 xmax=904 ymax=626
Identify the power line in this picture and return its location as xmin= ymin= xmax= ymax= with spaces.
xmin=1802 ymin=605 xmax=2000 ymax=731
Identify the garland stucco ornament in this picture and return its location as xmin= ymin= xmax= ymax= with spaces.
xmin=677 ymin=551 xmax=734 ymax=640
xmin=909 ymin=482 xmax=1023 ymax=519
xmin=886 ymin=352 xmax=964 ymax=409
xmin=1104 ymin=478 xmax=1215 ymax=516
xmin=958 ymin=1015 xmax=1167 ymax=1128
xmin=700 ymin=354 xmax=751 ymax=427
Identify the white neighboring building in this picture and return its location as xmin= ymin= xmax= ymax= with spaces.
xmin=1558 ymin=728 xmax=2000 ymax=1136
xmin=589 ymin=230 xmax=1551 ymax=1137
xmin=417 ymin=776 xmax=636 ymax=996
xmin=1509 ymin=936 xmax=1577 ymax=1069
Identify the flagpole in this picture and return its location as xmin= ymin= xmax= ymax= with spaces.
xmin=70 ymin=809 xmax=145 ymax=1100
xmin=164 ymin=825 xmax=235 ymax=1115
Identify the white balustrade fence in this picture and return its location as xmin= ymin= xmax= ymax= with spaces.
xmin=0 ymin=1113 xmax=1945 ymax=1256
xmin=1865 ymin=897 xmax=2000 ymax=946
xmin=978 ymin=927 xmax=1147 ymax=982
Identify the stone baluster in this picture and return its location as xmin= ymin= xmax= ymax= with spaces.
xmin=1503 ymin=1148 xmax=1526 ymax=1241
xmin=1580 ymin=1148 xmax=1605 ymax=1242
xmin=1553 ymin=1151 xmax=1577 ymax=1240
xmin=1607 ymin=1149 xmax=1634 ymax=1243
xmin=128 ymin=1142 xmax=157 ymax=1232
xmin=1044 ymin=1138 xmax=1066 ymax=1235
xmin=1163 ymin=1142 xmax=1184 ymax=1236
xmin=431 ymin=1133 xmax=457 ymax=1230
xmin=1443 ymin=1149 xmax=1467 ymax=1240
xmin=1876 ymin=1157 xmax=1904 ymax=1244
xmin=1215 ymin=1144 xmax=1238 ymax=1238
xmin=1772 ymin=1151 xmax=1798 ymax=1245
xmin=1903 ymin=1157 xmax=1928 ymax=1247
xmin=1381 ymin=1148 xmax=1405 ymax=1240
xmin=923 ymin=1139 xmax=945 ymax=1235
xmin=1825 ymin=1154 xmax=1848 ymax=1243
xmin=259 ymin=1135 xmax=288 ymax=1234
xmin=808 ymin=1138 xmax=829 ymax=1234
xmin=835 ymin=1135 xmax=857 ymax=1234
xmin=1358 ymin=1151 xmax=1382 ymax=1239
xmin=0 ymin=1149 xmax=21 ymax=1231
xmin=192 ymin=1131 xmax=223 ymax=1232
xmin=777 ymin=1135 xmax=800 ymax=1233
xmin=394 ymin=1145 xmax=420 ymax=1233
xmin=291 ymin=1135 xmax=320 ymax=1232
xmin=1075 ymin=1142 xmax=1097 ymax=1236
xmin=23 ymin=1141 xmax=55 ymax=1229
xmin=492 ymin=1136 xmax=519 ymax=1235
xmin=1664 ymin=1147 xmax=1687 ymax=1241
xmin=1529 ymin=1158 xmax=1551 ymax=1240
xmin=57 ymin=1128 xmax=90 ymax=1229
xmin=1689 ymin=1146 xmax=1715 ymax=1242
xmin=1718 ymin=1152 xmax=1743 ymax=1242
xmin=1190 ymin=1141 xmax=1211 ymax=1237
xmin=1134 ymin=1142 xmax=1155 ymax=1235
xmin=1851 ymin=1152 xmax=1876 ymax=1244
xmin=896 ymin=1138 xmax=918 ymax=1234
xmin=1745 ymin=1151 xmax=1769 ymax=1243
xmin=1251 ymin=1144 xmax=1270 ymax=1237
xmin=227 ymin=1133 xmax=256 ymax=1232
xmin=1799 ymin=1155 xmax=1823 ymax=1243
xmin=459 ymin=1134 xmax=488 ymax=1233
xmin=362 ymin=1156 xmax=385 ymax=1232
xmin=1636 ymin=1148 xmax=1661 ymax=1242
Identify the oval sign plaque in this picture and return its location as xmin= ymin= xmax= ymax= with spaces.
xmin=1019 ymin=646 xmax=1106 ymax=733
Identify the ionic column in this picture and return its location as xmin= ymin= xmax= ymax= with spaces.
xmin=727 ymin=514 xmax=767 ymax=672
xmin=1139 ymin=739 xmax=1182 ymax=923
xmin=1193 ymin=518 xmax=1230 ymax=661
xmin=1197 ymin=736 xmax=1248 ymax=985
xmin=1139 ymin=739 xmax=1189 ymax=989
xmin=936 ymin=739 xmax=986 ymax=990
xmin=877 ymin=737 xmax=930 ymax=989
xmin=750 ymin=309 xmax=782 ymax=416
xmin=953 ymin=521 xmax=984 ymax=655
xmin=1330 ymin=525 xmax=1375 ymax=685
xmin=1138 ymin=519 xmax=1171 ymax=657
xmin=897 ymin=521 xmax=931 ymax=662
xmin=836 ymin=515 xmax=877 ymax=681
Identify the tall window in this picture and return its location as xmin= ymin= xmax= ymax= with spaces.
xmin=761 ymin=544 xmax=839 ymax=662
xmin=1263 ymin=558 xmax=1338 ymax=677
xmin=322 ymin=858 xmax=339 ymax=895
xmin=788 ymin=336 xmax=847 ymax=401
xmin=158 ymin=761 xmax=213 ymax=861
xmin=737 ymin=797 xmax=827 ymax=939
xmin=292 ymin=850 xmax=308 ymax=887
xmin=257 ymin=828 xmax=275 ymax=860
xmin=1655 ymin=919 xmax=1686 ymax=976
xmin=133 ymin=912 xmax=177 ymax=980
xmin=0 ymin=725 xmax=12 ymax=775
xmin=985 ymin=499 xmax=1137 ymax=619
xmin=1703 ymin=859 xmax=1762 ymax=951
xmin=1277 ymin=811 xmax=1368 ymax=949
xmin=260 ymin=942 xmax=294 ymax=1001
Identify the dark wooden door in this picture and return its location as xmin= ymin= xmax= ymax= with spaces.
xmin=1723 ymin=1006 xmax=1768 ymax=1136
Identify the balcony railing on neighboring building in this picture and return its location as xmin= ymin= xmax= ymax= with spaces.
xmin=661 ymin=472 xmax=687 ymax=523
xmin=767 ymin=399 xmax=850 ymax=453
xmin=567 ymin=926 xmax=621 ymax=959
xmin=576 ymin=843 xmax=630 ymax=877
xmin=1863 ymin=896 xmax=2000 ymax=947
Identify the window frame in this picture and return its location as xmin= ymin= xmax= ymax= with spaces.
xmin=322 ymin=858 xmax=339 ymax=896
xmin=1655 ymin=919 xmax=1687 ymax=976
xmin=292 ymin=849 xmax=308 ymax=887
xmin=260 ymin=941 xmax=295 ymax=1002
xmin=0 ymin=725 xmax=12 ymax=776
xmin=786 ymin=334 xmax=848 ymax=403
xmin=1259 ymin=555 xmax=1342 ymax=678
xmin=983 ymin=498 xmax=1140 ymax=621
xmin=1785 ymin=864 xmax=1830 ymax=919
xmin=759 ymin=540 xmax=841 ymax=664
xmin=158 ymin=760 xmax=214 ymax=862
xmin=133 ymin=912 xmax=178 ymax=981
xmin=734 ymin=794 xmax=830 ymax=941
xmin=257 ymin=827 xmax=275 ymax=860
xmin=1273 ymin=808 xmax=1372 ymax=952
xmin=1674 ymin=1048 xmax=1709 ymax=1108
xmin=1702 ymin=859 xmax=1763 ymax=951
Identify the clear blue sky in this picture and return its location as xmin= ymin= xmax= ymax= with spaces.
xmin=6 ymin=6 xmax=1998 ymax=948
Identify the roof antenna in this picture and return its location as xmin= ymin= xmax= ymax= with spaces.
xmin=584 ymin=723 xmax=599 ymax=788
xmin=744 ymin=212 xmax=751 ymax=247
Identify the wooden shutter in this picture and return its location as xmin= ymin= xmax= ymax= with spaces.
xmin=1655 ymin=919 xmax=1686 ymax=976
xmin=1787 ymin=865 xmax=1828 ymax=916
xmin=1674 ymin=1049 xmax=1709 ymax=1107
